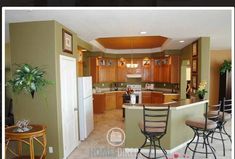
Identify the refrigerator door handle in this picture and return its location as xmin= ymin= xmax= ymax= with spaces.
xmin=74 ymin=108 xmax=78 ymax=111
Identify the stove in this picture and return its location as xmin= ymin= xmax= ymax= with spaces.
xmin=126 ymin=84 xmax=142 ymax=104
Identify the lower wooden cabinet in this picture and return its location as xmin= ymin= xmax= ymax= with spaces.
xmin=151 ymin=92 xmax=164 ymax=104
xmin=116 ymin=91 xmax=125 ymax=109
xmin=142 ymin=92 xmax=152 ymax=103
xmin=93 ymin=94 xmax=105 ymax=114
xmin=105 ymin=92 xmax=117 ymax=110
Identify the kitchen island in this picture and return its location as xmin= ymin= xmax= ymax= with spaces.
xmin=123 ymin=99 xmax=208 ymax=152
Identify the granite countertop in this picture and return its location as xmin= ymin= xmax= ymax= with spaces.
xmin=93 ymin=90 xmax=179 ymax=95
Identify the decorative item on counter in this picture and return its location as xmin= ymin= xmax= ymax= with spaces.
xmin=14 ymin=119 xmax=32 ymax=132
xmin=126 ymin=86 xmax=134 ymax=95
xmin=196 ymin=81 xmax=207 ymax=100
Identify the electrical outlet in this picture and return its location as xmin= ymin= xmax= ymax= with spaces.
xmin=164 ymin=83 xmax=166 ymax=87
xmin=102 ymin=83 xmax=104 ymax=87
xmin=121 ymin=83 xmax=123 ymax=86
xmin=49 ymin=147 xmax=53 ymax=153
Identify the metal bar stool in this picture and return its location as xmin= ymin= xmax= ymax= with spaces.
xmin=184 ymin=102 xmax=218 ymax=159
xmin=136 ymin=105 xmax=170 ymax=159
xmin=209 ymin=98 xmax=232 ymax=156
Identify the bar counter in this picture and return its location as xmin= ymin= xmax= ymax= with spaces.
xmin=123 ymin=99 xmax=208 ymax=152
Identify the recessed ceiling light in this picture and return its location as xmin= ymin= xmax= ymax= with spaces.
xmin=140 ymin=31 xmax=147 ymax=35
xmin=179 ymin=40 xmax=185 ymax=43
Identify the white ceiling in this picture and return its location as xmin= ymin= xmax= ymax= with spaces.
xmin=4 ymin=8 xmax=232 ymax=53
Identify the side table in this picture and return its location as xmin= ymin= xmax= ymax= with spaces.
xmin=5 ymin=124 xmax=47 ymax=159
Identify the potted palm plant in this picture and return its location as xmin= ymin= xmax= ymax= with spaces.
xmin=7 ymin=64 xmax=51 ymax=98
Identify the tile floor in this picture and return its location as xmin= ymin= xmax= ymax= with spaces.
xmin=68 ymin=109 xmax=232 ymax=159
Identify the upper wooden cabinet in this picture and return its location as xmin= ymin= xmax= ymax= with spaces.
xmin=90 ymin=57 xmax=116 ymax=83
xmin=153 ymin=55 xmax=180 ymax=83
xmin=90 ymin=55 xmax=180 ymax=84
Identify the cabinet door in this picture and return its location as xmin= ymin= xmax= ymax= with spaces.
xmin=105 ymin=93 xmax=116 ymax=110
xmin=99 ymin=66 xmax=106 ymax=82
xmin=151 ymin=92 xmax=164 ymax=104
xmin=117 ymin=66 xmax=127 ymax=82
xmin=142 ymin=92 xmax=152 ymax=103
xmin=109 ymin=66 xmax=116 ymax=82
xmin=170 ymin=55 xmax=180 ymax=83
xmin=116 ymin=92 xmax=125 ymax=109
xmin=162 ymin=64 xmax=171 ymax=83
xmin=142 ymin=65 xmax=151 ymax=82
xmin=93 ymin=94 xmax=105 ymax=114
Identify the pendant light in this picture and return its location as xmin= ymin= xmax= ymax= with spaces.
xmin=126 ymin=39 xmax=138 ymax=68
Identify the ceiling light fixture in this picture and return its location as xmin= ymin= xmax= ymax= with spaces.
xmin=81 ymin=49 xmax=87 ymax=52
xmin=140 ymin=31 xmax=147 ymax=35
xmin=126 ymin=40 xmax=138 ymax=68
xmin=179 ymin=40 xmax=185 ymax=43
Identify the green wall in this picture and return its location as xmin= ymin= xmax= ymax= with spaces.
xmin=180 ymin=37 xmax=210 ymax=99
xmin=9 ymin=20 xmax=79 ymax=159
xmin=5 ymin=43 xmax=12 ymax=98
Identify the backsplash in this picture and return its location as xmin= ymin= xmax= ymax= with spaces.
xmin=93 ymin=82 xmax=179 ymax=92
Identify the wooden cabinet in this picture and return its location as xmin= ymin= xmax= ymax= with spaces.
xmin=163 ymin=94 xmax=180 ymax=103
xmin=93 ymin=94 xmax=105 ymax=114
xmin=151 ymin=92 xmax=164 ymax=104
xmin=142 ymin=91 xmax=152 ymax=103
xmin=153 ymin=56 xmax=179 ymax=83
xmin=116 ymin=91 xmax=125 ymax=109
xmin=117 ymin=66 xmax=127 ymax=82
xmin=169 ymin=55 xmax=180 ymax=83
xmin=105 ymin=92 xmax=116 ymax=110
xmin=90 ymin=57 xmax=116 ymax=83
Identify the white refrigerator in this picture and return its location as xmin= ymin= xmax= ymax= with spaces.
xmin=78 ymin=76 xmax=94 ymax=140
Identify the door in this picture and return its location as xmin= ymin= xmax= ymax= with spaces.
xmin=60 ymin=55 xmax=79 ymax=158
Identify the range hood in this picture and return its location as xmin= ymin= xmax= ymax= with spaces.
xmin=126 ymin=74 xmax=142 ymax=78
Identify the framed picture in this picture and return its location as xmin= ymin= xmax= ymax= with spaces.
xmin=192 ymin=42 xmax=198 ymax=57
xmin=192 ymin=58 xmax=198 ymax=73
xmin=192 ymin=75 xmax=198 ymax=89
xmin=62 ymin=29 xmax=73 ymax=54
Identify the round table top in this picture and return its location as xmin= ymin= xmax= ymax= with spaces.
xmin=6 ymin=124 xmax=46 ymax=139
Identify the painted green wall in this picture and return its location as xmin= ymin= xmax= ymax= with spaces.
xmin=10 ymin=21 xmax=60 ymax=158
xmin=5 ymin=43 xmax=12 ymax=98
xmin=180 ymin=37 xmax=210 ymax=99
xmin=9 ymin=20 xmax=79 ymax=159
xmin=198 ymin=37 xmax=210 ymax=99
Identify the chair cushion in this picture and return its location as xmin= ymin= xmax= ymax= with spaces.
xmin=138 ymin=121 xmax=166 ymax=133
xmin=206 ymin=111 xmax=231 ymax=121
xmin=185 ymin=118 xmax=217 ymax=130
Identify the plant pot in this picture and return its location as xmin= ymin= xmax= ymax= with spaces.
xmin=198 ymin=94 xmax=204 ymax=100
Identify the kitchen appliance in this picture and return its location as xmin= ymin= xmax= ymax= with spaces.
xmin=78 ymin=76 xmax=94 ymax=140
xmin=126 ymin=84 xmax=142 ymax=104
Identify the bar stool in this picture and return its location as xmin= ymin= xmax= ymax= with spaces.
xmin=136 ymin=105 xmax=170 ymax=159
xmin=209 ymin=98 xmax=232 ymax=156
xmin=184 ymin=102 xmax=218 ymax=159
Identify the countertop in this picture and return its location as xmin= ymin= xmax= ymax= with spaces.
xmin=93 ymin=90 xmax=179 ymax=95
xmin=123 ymin=99 xmax=208 ymax=110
